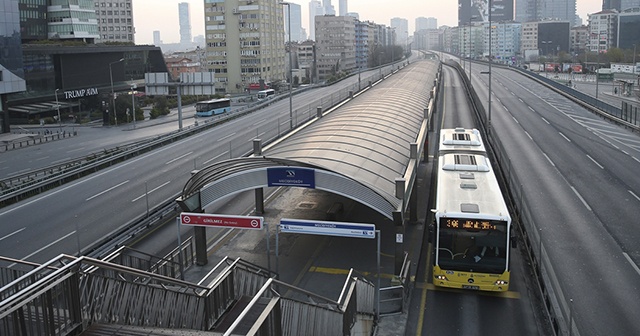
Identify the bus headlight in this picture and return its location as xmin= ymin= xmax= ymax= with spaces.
xmin=494 ymin=280 xmax=508 ymax=286
xmin=435 ymin=275 xmax=448 ymax=281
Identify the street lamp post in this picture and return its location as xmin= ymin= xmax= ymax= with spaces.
xmin=468 ymin=15 xmax=477 ymax=80
xmin=54 ymin=89 xmax=62 ymax=133
xmin=280 ymin=2 xmax=293 ymax=130
xmin=488 ymin=0 xmax=492 ymax=134
xmin=131 ymin=84 xmax=137 ymax=129
xmin=109 ymin=58 xmax=124 ymax=126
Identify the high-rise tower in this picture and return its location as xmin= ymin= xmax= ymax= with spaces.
xmin=179 ymin=2 xmax=192 ymax=44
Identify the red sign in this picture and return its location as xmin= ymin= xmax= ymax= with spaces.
xmin=180 ymin=212 xmax=263 ymax=230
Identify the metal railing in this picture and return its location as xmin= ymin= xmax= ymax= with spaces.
xmin=0 ymin=253 xmax=377 ymax=336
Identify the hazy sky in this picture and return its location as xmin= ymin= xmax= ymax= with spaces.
xmin=134 ymin=0 xmax=603 ymax=45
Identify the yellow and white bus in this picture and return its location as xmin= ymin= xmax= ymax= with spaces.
xmin=432 ymin=128 xmax=513 ymax=292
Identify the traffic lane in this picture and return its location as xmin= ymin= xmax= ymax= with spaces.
xmin=493 ymin=69 xmax=640 ymax=263
xmin=441 ymin=66 xmax=475 ymax=129
xmin=421 ymin=234 xmax=540 ymax=335
xmin=487 ymin=78 xmax=640 ymax=336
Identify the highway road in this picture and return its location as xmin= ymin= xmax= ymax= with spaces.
xmin=469 ymin=61 xmax=640 ymax=335
xmin=407 ymin=62 xmax=541 ymax=336
xmin=0 ymin=63 xmax=398 ymax=264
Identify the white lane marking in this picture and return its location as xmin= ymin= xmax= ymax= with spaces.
xmin=528 ymin=106 xmax=535 ymax=112
xmin=586 ymin=155 xmax=604 ymax=169
xmin=571 ymin=186 xmax=592 ymax=211
xmin=131 ymin=181 xmax=171 ymax=202
xmin=217 ymin=132 xmax=236 ymax=142
xmin=634 ymin=157 xmax=640 ymax=164
xmin=7 ymin=168 xmax=30 ymax=177
xmin=622 ymin=253 xmax=640 ymax=276
xmin=85 ymin=180 xmax=130 ymax=201
xmin=35 ymin=156 xmax=50 ymax=162
xmin=559 ymin=132 xmax=571 ymax=142
xmin=518 ymin=98 xmax=524 ymax=103
xmin=541 ymin=117 xmax=550 ymax=124
xmin=51 ymin=157 xmax=72 ymax=164
xmin=0 ymin=227 xmax=26 ymax=242
xmin=21 ymin=230 xmax=77 ymax=261
xmin=253 ymin=118 xmax=266 ymax=126
xmin=67 ymin=147 xmax=86 ymax=153
xmin=165 ymin=151 xmax=193 ymax=165
xmin=524 ymin=131 xmax=533 ymax=140
xmin=203 ymin=151 xmax=229 ymax=166
xmin=629 ymin=190 xmax=640 ymax=202
xmin=512 ymin=116 xmax=519 ymax=124
xmin=543 ymin=153 xmax=555 ymax=167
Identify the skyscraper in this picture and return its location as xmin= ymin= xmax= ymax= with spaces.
xmin=309 ymin=0 xmax=323 ymax=40
xmin=153 ymin=31 xmax=162 ymax=46
xmin=179 ymin=2 xmax=192 ymax=44
xmin=50 ymin=0 xmax=99 ymax=42
xmin=284 ymin=2 xmax=304 ymax=42
xmin=339 ymin=0 xmax=348 ymax=16
xmin=323 ymin=0 xmax=336 ymax=15
xmin=390 ymin=17 xmax=409 ymax=46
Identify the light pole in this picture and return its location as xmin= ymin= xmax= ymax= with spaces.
xmin=109 ymin=58 xmax=124 ymax=126
xmin=131 ymin=84 xmax=137 ymax=129
xmin=468 ymin=15 xmax=477 ymax=80
xmin=54 ymin=88 xmax=62 ymax=133
xmin=280 ymin=2 xmax=293 ymax=130
xmin=488 ymin=0 xmax=492 ymax=134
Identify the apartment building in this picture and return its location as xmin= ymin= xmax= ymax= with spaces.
xmin=204 ymin=0 xmax=286 ymax=94
xmin=588 ymin=10 xmax=619 ymax=52
xmin=315 ymin=15 xmax=356 ymax=82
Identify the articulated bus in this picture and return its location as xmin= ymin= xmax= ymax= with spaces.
xmin=432 ymin=128 xmax=513 ymax=292
xmin=195 ymin=98 xmax=231 ymax=117
xmin=257 ymin=89 xmax=275 ymax=100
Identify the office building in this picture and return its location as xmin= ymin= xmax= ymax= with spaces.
xmin=516 ymin=0 xmax=577 ymax=25
xmin=484 ymin=21 xmax=522 ymax=63
xmin=309 ymin=0 xmax=323 ymax=40
xmin=390 ymin=17 xmax=409 ymax=46
xmin=94 ymin=0 xmax=135 ymax=43
xmin=204 ymin=0 xmax=286 ymax=94
xmin=322 ymin=0 xmax=336 ymax=15
xmin=459 ymin=0 xmax=513 ymax=25
xmin=179 ymin=2 xmax=192 ymax=44
xmin=617 ymin=8 xmax=640 ymax=49
xmin=153 ymin=31 xmax=162 ymax=46
xmin=284 ymin=2 xmax=304 ymax=42
xmin=0 ymin=0 xmax=26 ymax=133
xmin=315 ymin=15 xmax=356 ymax=82
xmin=604 ymin=0 xmax=640 ymax=11
xmin=339 ymin=0 xmax=347 ymax=16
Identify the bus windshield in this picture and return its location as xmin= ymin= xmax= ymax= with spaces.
xmin=436 ymin=220 xmax=508 ymax=274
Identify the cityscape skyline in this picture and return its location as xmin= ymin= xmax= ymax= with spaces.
xmin=134 ymin=0 xmax=604 ymax=45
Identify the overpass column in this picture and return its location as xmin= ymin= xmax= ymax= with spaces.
xmin=253 ymin=139 xmax=265 ymax=215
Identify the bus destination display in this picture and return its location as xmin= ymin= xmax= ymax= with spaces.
xmin=442 ymin=218 xmax=504 ymax=231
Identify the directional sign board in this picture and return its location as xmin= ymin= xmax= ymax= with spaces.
xmin=279 ymin=218 xmax=375 ymax=239
xmin=180 ymin=212 xmax=263 ymax=230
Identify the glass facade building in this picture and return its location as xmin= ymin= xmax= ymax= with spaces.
xmin=1 ymin=0 xmax=27 ymax=133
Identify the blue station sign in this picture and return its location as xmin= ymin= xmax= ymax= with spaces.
xmin=280 ymin=218 xmax=376 ymax=239
xmin=267 ymin=167 xmax=315 ymax=188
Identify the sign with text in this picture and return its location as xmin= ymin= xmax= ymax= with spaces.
xmin=280 ymin=218 xmax=375 ymax=239
xmin=267 ymin=167 xmax=315 ymax=188
xmin=180 ymin=212 xmax=263 ymax=230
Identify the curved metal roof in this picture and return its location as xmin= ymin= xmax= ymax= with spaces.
xmin=264 ymin=60 xmax=438 ymax=212
xmin=181 ymin=59 xmax=439 ymax=219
